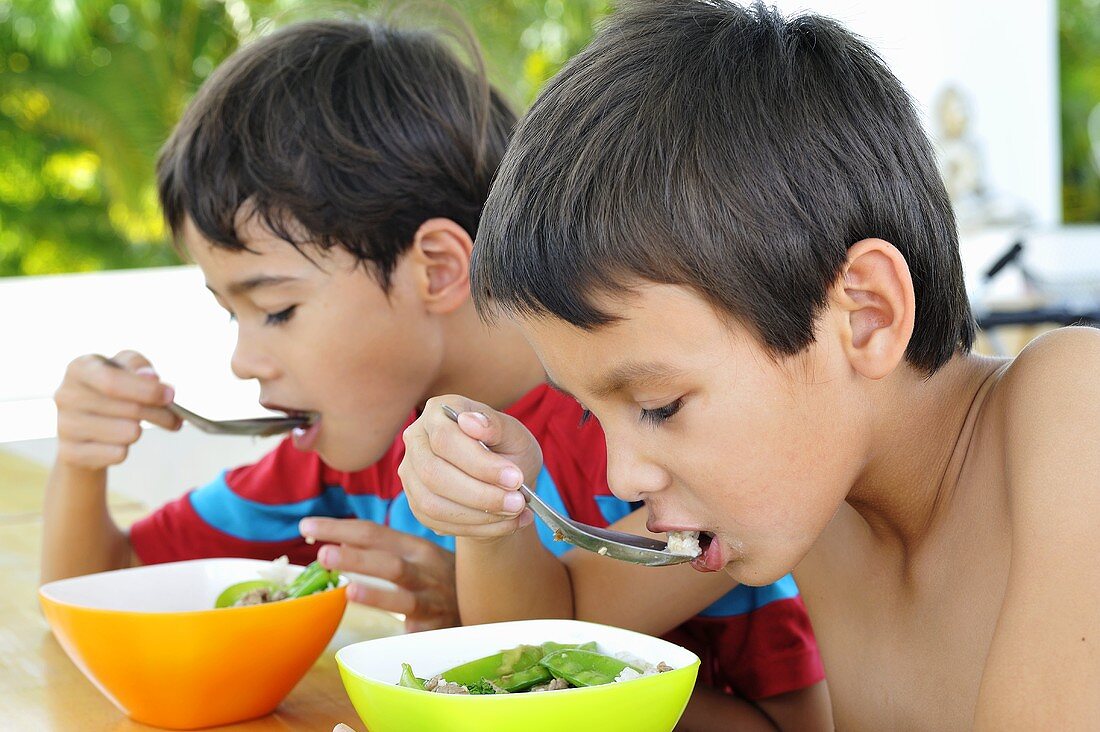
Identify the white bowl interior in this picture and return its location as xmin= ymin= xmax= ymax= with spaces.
xmin=337 ymin=619 xmax=699 ymax=686
xmin=39 ymin=558 xmax=345 ymax=612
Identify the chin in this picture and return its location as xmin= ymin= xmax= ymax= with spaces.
xmin=313 ymin=439 xmax=389 ymax=472
xmin=317 ymin=450 xmax=373 ymax=472
xmin=722 ymin=558 xmax=790 ymax=587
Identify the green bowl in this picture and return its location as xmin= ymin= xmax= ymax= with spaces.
xmin=336 ymin=619 xmax=700 ymax=732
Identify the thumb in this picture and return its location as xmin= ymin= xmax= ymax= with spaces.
xmin=455 ymin=408 xmax=532 ymax=458
xmin=110 ymin=349 xmax=157 ymax=376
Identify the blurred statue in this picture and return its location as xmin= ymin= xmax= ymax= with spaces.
xmin=936 ymin=86 xmax=985 ymax=205
xmin=934 ymin=85 xmax=1029 ymax=229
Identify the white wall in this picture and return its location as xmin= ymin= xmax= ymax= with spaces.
xmin=773 ymin=0 xmax=1061 ymax=224
xmin=0 ymin=266 xmax=279 ymax=504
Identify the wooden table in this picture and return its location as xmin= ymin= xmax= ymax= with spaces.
xmin=0 ymin=449 xmax=402 ymax=731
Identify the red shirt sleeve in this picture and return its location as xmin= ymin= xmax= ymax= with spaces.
xmin=129 ymin=490 xmax=319 ymax=566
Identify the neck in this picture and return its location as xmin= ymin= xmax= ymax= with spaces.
xmin=421 ymin=302 xmax=546 ymax=412
xmin=846 ymin=352 xmax=1006 ymax=556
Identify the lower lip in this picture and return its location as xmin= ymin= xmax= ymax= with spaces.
xmin=691 ymin=536 xmax=725 ymax=572
xmin=291 ymin=418 xmax=322 ymax=451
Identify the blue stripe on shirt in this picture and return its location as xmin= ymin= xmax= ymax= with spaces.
xmin=531 ymin=466 xmax=574 ymax=558
xmin=189 ymin=472 xmax=357 ymax=542
xmin=387 ymin=491 xmax=457 ymax=552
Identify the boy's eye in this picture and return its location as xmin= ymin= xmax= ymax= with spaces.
xmin=264 ymin=305 xmax=297 ymax=326
xmin=639 ymin=398 xmax=684 ymax=426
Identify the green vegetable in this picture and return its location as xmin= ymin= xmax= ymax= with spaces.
xmin=539 ymin=649 xmax=642 ymax=688
xmin=213 ymin=560 xmax=339 ymax=608
xmin=495 ymin=664 xmax=553 ymax=692
xmin=402 ymin=642 xmax=656 ymax=694
xmin=213 ymin=579 xmax=279 ymax=609
xmin=439 ymin=644 xmax=544 ymax=686
xmin=498 ymin=644 xmax=546 ymax=675
xmin=284 ymin=561 xmax=339 ymax=599
xmin=398 ymin=663 xmax=427 ymax=691
xmin=539 ymin=641 xmax=597 ymax=655
xmin=464 ymin=679 xmax=505 ymax=695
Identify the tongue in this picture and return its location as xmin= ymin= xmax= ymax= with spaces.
xmin=691 ymin=536 xmax=722 ymax=573
xmin=291 ymin=419 xmax=321 ymax=451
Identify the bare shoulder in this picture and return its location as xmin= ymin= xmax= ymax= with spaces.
xmin=971 ymin=327 xmax=1100 ymax=727
xmin=997 ymin=325 xmax=1100 ymax=402
xmin=994 ymin=326 xmax=1100 ymax=505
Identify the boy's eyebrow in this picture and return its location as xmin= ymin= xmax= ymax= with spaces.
xmin=590 ymin=361 xmax=685 ymax=398
xmin=547 ymin=362 xmax=685 ymax=401
xmin=208 ymin=275 xmax=302 ymax=297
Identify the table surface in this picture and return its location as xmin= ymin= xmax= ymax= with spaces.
xmin=0 ymin=449 xmax=402 ymax=731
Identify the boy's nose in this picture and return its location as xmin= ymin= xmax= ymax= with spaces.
xmin=605 ymin=440 xmax=668 ymax=503
xmin=230 ymin=334 xmax=278 ymax=382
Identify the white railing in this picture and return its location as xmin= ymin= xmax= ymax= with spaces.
xmin=0 ymin=265 xmax=278 ymax=504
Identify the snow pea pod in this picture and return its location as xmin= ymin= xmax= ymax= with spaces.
xmin=399 ymin=663 xmax=427 ymax=691
xmin=539 ymin=649 xmax=643 ymax=687
xmin=539 ymin=641 xmax=597 ymax=655
xmin=495 ymin=663 xmax=553 ymax=692
xmin=284 ymin=561 xmax=338 ymax=599
xmin=440 ymin=644 xmax=544 ymax=686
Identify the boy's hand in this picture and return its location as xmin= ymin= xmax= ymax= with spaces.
xmin=53 ymin=350 xmax=180 ymax=470
xmin=397 ymin=395 xmax=542 ymax=541
xmin=300 ymin=517 xmax=459 ymax=633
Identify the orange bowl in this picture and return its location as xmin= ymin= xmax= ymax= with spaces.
xmin=39 ymin=558 xmax=347 ymax=729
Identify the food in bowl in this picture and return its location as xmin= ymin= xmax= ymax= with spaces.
xmin=336 ymin=618 xmax=700 ymax=732
xmin=397 ymin=642 xmax=671 ymax=694
xmin=214 ymin=556 xmax=340 ymax=607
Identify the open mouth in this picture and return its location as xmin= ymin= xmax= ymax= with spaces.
xmin=261 ymin=402 xmax=319 ymax=424
xmin=284 ymin=409 xmax=319 ymax=424
xmin=690 ymin=531 xmax=723 ymax=572
xmin=665 ymin=530 xmax=715 ymax=557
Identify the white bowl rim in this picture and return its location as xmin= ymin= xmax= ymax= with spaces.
xmin=38 ymin=557 xmax=348 ymax=615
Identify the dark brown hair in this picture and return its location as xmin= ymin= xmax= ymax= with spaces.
xmin=157 ymin=13 xmax=515 ymax=288
xmin=473 ymin=0 xmax=974 ymax=373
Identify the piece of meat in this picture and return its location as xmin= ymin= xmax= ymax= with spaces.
xmin=233 ymin=588 xmax=289 ymax=606
xmin=430 ymin=682 xmax=470 ymax=695
xmin=530 ymin=678 xmax=571 ymax=692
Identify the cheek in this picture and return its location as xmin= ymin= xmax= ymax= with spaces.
xmin=337 ymin=320 xmax=436 ymax=395
xmin=685 ymin=382 xmax=861 ymax=538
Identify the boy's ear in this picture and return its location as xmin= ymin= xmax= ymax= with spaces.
xmin=829 ymin=238 xmax=915 ymax=380
xmin=408 ymin=218 xmax=473 ymax=314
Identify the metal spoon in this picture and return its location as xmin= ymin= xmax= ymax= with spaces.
xmin=165 ymin=401 xmax=313 ymax=437
xmin=102 ymin=357 xmax=313 ymax=437
xmin=441 ymin=404 xmax=692 ymax=567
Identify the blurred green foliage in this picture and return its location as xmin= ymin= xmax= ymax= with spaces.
xmin=0 ymin=0 xmax=609 ymax=276
xmin=3 ymin=1 xmax=1096 ymax=277
xmin=1060 ymin=0 xmax=1100 ymax=223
